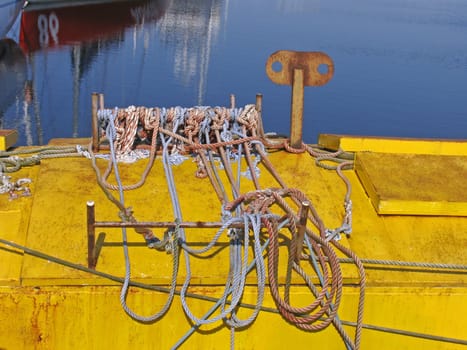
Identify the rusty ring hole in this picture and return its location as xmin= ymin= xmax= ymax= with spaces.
xmin=317 ymin=63 xmax=330 ymax=75
xmin=271 ymin=60 xmax=283 ymax=73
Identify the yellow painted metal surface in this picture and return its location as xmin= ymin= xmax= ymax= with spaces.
xmin=0 ymin=286 xmax=465 ymax=350
xmin=319 ymin=133 xmax=467 ymax=156
xmin=0 ymin=136 xmax=466 ymax=349
xmin=355 ymin=152 xmax=467 ymax=216
xmin=0 ymin=129 xmax=18 ymax=150
xmin=0 ymin=165 xmax=39 ymax=285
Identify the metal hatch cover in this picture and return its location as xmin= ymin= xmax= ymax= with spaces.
xmin=355 ymin=152 xmax=467 ymax=216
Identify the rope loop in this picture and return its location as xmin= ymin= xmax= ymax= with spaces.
xmin=223 ymin=187 xmax=351 ymax=335
xmin=284 ymin=140 xmax=307 ymax=153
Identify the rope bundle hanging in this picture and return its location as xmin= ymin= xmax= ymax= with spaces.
xmin=92 ymin=102 xmax=365 ymax=350
xmin=97 ymin=105 xmax=262 ymax=158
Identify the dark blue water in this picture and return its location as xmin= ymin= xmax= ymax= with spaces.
xmin=1 ymin=0 xmax=467 ymax=146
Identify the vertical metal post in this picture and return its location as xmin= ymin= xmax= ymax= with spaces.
xmin=99 ymin=94 xmax=105 ymax=151
xmin=295 ymin=200 xmax=310 ymax=263
xmin=87 ymin=201 xmax=96 ymax=269
xmin=91 ymin=93 xmax=99 ymax=152
xmin=266 ymin=51 xmax=334 ymax=150
xmin=230 ymin=94 xmax=236 ymax=109
xmin=255 ymin=93 xmax=265 ymax=138
xmin=99 ymin=93 xmax=104 ymax=110
xmin=290 ymin=68 xmax=304 ymax=149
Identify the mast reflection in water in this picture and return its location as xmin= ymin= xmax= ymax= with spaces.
xmin=0 ymin=38 xmax=28 ymax=127
xmin=1 ymin=0 xmax=467 ymax=146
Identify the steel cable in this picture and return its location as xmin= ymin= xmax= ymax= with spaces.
xmin=106 ymin=113 xmax=179 ymax=322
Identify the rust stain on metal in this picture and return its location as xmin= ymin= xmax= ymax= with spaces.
xmin=265 ymin=50 xmax=334 ymax=86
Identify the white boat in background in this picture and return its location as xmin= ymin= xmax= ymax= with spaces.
xmin=0 ymin=0 xmax=23 ymax=37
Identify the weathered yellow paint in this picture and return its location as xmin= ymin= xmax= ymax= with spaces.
xmin=0 ymin=211 xmax=23 ymax=284
xmin=0 ymin=136 xmax=466 ymax=349
xmin=0 ymin=285 xmax=465 ymax=350
xmin=355 ymin=152 xmax=467 ymax=216
xmin=319 ymin=134 xmax=467 ymax=156
xmin=0 ymin=129 xmax=18 ymax=150
xmin=0 ymin=164 xmax=39 ymax=285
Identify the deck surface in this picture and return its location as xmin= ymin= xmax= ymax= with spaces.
xmin=1 ymin=138 xmax=465 ymax=286
xmin=0 ymin=135 xmax=466 ymax=349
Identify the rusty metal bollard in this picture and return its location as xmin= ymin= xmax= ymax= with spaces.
xmin=266 ymin=50 xmax=334 ymax=149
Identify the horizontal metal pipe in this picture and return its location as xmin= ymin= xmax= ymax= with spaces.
xmin=94 ymin=221 xmax=252 ymax=229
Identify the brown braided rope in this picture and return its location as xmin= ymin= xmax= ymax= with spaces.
xmin=101 ymin=108 xmax=160 ymax=191
xmin=226 ymin=189 xmax=345 ymax=332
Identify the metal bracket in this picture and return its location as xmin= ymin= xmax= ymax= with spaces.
xmin=294 ymin=200 xmax=310 ymax=264
xmin=266 ymin=50 xmax=334 ymax=149
xmin=85 ymin=201 xmax=273 ymax=269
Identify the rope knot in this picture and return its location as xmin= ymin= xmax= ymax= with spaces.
xmin=211 ymin=107 xmax=228 ymax=130
xmin=119 ymin=207 xmax=134 ymax=222
xmin=237 ymin=105 xmax=258 ymax=132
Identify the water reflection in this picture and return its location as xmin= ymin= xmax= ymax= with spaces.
xmin=157 ymin=0 xmax=224 ymax=104
xmin=5 ymin=0 xmax=227 ymax=145
xmin=0 ymin=0 xmax=25 ymax=125
xmin=5 ymin=0 xmax=171 ymax=144
xmin=0 ymin=38 xmax=28 ymax=122
xmin=2 ymin=0 xmax=467 ymax=146
xmin=276 ymin=0 xmax=320 ymax=13
xmin=20 ymin=0 xmax=169 ymax=52
xmin=0 ymin=0 xmax=23 ymax=37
